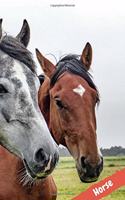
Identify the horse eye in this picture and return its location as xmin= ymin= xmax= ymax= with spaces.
xmin=55 ymin=98 xmax=65 ymax=109
xmin=0 ymin=84 xmax=8 ymax=94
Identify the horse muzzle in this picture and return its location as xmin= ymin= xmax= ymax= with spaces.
xmin=76 ymin=156 xmax=103 ymax=183
xmin=23 ymin=149 xmax=59 ymax=179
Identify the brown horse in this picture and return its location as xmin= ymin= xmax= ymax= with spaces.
xmin=0 ymin=20 xmax=58 ymax=200
xmin=36 ymin=43 xmax=103 ymax=183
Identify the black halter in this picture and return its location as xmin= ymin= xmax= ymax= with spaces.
xmin=38 ymin=74 xmax=45 ymax=85
xmin=50 ymin=56 xmax=98 ymax=93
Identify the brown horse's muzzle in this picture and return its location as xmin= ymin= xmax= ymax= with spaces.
xmin=76 ymin=156 xmax=103 ymax=183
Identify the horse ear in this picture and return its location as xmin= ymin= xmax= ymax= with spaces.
xmin=36 ymin=48 xmax=55 ymax=78
xmin=16 ymin=19 xmax=30 ymax=47
xmin=81 ymin=42 xmax=92 ymax=70
xmin=0 ymin=19 xmax=3 ymax=39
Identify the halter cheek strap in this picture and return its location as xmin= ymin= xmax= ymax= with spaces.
xmin=38 ymin=74 xmax=45 ymax=85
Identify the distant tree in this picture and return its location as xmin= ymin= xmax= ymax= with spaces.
xmin=100 ymin=146 xmax=125 ymax=156
xmin=59 ymin=146 xmax=125 ymax=157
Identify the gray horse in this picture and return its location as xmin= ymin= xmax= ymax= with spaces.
xmin=0 ymin=19 xmax=59 ymax=180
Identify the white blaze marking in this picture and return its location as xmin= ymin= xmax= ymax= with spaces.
xmin=13 ymin=60 xmax=40 ymax=94
xmin=73 ymin=84 xmax=85 ymax=97
xmin=13 ymin=60 xmax=32 ymax=98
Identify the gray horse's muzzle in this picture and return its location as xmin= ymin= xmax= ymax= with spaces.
xmin=24 ymin=148 xmax=59 ymax=179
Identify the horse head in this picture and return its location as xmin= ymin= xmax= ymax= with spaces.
xmin=0 ymin=19 xmax=59 ymax=182
xmin=36 ymin=43 xmax=103 ymax=183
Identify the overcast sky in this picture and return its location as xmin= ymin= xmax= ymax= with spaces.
xmin=0 ymin=0 xmax=125 ymax=148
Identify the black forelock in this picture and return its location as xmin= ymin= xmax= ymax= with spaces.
xmin=0 ymin=35 xmax=36 ymax=73
xmin=57 ymin=54 xmax=80 ymax=63
xmin=51 ymin=54 xmax=100 ymax=103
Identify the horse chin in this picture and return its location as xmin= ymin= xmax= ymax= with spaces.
xmin=77 ymin=169 xmax=98 ymax=183
xmin=23 ymin=159 xmax=48 ymax=182
xmin=76 ymin=163 xmax=99 ymax=183
xmin=79 ymin=175 xmax=98 ymax=183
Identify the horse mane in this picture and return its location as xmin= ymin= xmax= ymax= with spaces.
xmin=58 ymin=54 xmax=80 ymax=63
xmin=0 ymin=35 xmax=36 ymax=73
xmin=51 ymin=54 xmax=100 ymax=103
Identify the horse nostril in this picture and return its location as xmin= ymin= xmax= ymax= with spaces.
xmin=53 ymin=152 xmax=59 ymax=165
xmin=78 ymin=156 xmax=103 ymax=182
xmin=81 ymin=156 xmax=86 ymax=168
xmin=94 ymin=157 xmax=103 ymax=177
xmin=35 ymin=148 xmax=48 ymax=164
xmin=80 ymin=156 xmax=103 ymax=177
xmin=101 ymin=156 xmax=103 ymax=165
xmin=97 ymin=156 xmax=103 ymax=174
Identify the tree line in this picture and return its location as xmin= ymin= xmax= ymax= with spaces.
xmin=59 ymin=146 xmax=125 ymax=157
xmin=100 ymin=146 xmax=125 ymax=156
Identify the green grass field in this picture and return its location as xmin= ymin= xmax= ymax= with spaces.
xmin=53 ymin=157 xmax=125 ymax=200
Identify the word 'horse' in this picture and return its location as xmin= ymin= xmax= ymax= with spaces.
xmin=37 ymin=43 xmax=103 ymax=183
xmin=0 ymin=19 xmax=58 ymax=200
